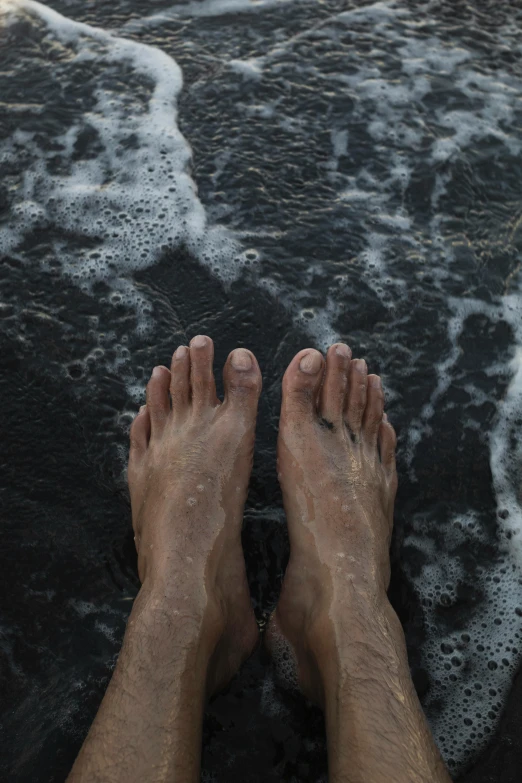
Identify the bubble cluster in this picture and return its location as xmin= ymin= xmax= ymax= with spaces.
xmin=0 ymin=0 xmax=249 ymax=338
xmin=268 ymin=626 xmax=299 ymax=692
xmin=2 ymin=1 xmax=522 ymax=773
xmin=405 ymin=503 xmax=522 ymax=770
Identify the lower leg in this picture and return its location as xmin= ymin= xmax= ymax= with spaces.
xmin=321 ymin=588 xmax=450 ymax=783
xmin=268 ymin=344 xmax=451 ymax=783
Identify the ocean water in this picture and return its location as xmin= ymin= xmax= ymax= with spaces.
xmin=1 ymin=0 xmax=522 ymax=780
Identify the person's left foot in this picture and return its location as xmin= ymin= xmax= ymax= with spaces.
xmin=266 ymin=344 xmax=397 ymax=704
xmin=127 ymin=336 xmax=262 ymax=694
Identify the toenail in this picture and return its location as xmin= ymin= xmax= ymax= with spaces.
xmin=334 ymin=343 xmax=351 ymax=358
xmin=139 ymin=405 xmax=147 ymax=414
xmin=299 ymin=351 xmax=322 ymax=374
xmin=175 ymin=345 xmax=188 ymax=359
xmin=230 ymin=348 xmax=252 ymax=371
xmin=191 ymin=335 xmax=208 ymax=349
xmin=383 ymin=412 xmax=388 ymax=421
xmin=152 ymin=366 xmax=163 ymax=378
xmin=353 ymin=359 xmax=367 ymax=374
xmin=370 ymin=375 xmax=381 ymax=388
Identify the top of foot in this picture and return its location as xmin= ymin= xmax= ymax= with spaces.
xmin=127 ymin=336 xmax=262 ymax=693
xmin=268 ymin=343 xmax=398 ymax=701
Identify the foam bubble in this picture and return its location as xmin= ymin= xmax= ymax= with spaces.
xmin=122 ymin=0 xmax=306 ymax=29
xmin=0 ymin=0 xmax=246 ymax=339
xmin=403 ymin=284 xmax=522 ymax=766
xmin=269 ymin=625 xmax=299 ymax=692
xmin=229 ymin=58 xmax=264 ymax=81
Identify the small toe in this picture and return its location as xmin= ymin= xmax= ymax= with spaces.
xmin=378 ymin=415 xmax=397 ymax=476
xmin=319 ymin=343 xmax=352 ymax=426
xmin=362 ymin=374 xmax=385 ymax=444
xmin=189 ymin=335 xmax=218 ymax=410
xmin=223 ymin=348 xmax=262 ymax=414
xmin=146 ymin=365 xmax=171 ymax=431
xmin=129 ymin=405 xmax=151 ymax=454
xmin=170 ymin=345 xmax=190 ymax=413
xmin=281 ymin=349 xmax=325 ymax=421
xmin=345 ymin=358 xmax=368 ymax=438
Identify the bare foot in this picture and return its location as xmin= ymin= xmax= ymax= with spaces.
xmin=127 ymin=336 xmax=262 ymax=695
xmin=267 ymin=344 xmax=398 ymax=703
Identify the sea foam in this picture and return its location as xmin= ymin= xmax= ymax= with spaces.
xmin=0 ymin=0 xmax=247 ymax=337
xmin=2 ymin=0 xmax=522 ymax=772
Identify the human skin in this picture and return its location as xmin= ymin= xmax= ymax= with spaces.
xmin=68 ymin=337 xmax=451 ymax=783
xmin=67 ymin=336 xmax=262 ymax=783
xmin=267 ymin=344 xmax=452 ymax=783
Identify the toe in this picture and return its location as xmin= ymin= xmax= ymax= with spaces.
xmin=129 ymin=405 xmax=150 ymax=454
xmin=222 ymin=348 xmax=262 ymax=414
xmin=281 ymin=349 xmax=325 ymax=421
xmin=170 ymin=345 xmax=190 ymax=413
xmin=146 ymin=365 xmax=171 ymax=431
xmin=189 ymin=335 xmax=219 ymax=410
xmin=345 ymin=358 xmax=368 ymax=438
xmin=378 ymin=414 xmax=397 ymax=476
xmin=318 ymin=343 xmax=352 ymax=426
xmin=362 ymin=374 xmax=385 ymax=444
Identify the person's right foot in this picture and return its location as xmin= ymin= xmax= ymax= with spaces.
xmin=267 ymin=344 xmax=398 ymax=703
xmin=128 ymin=336 xmax=262 ymax=696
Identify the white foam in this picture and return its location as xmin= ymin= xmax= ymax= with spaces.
xmin=0 ymin=0 xmax=246 ymax=339
xmin=119 ymin=0 xmax=522 ymax=361
xmin=121 ymin=0 xmax=308 ymax=30
xmin=403 ymin=281 xmax=522 ymax=764
xmin=406 ymin=510 xmax=522 ymax=764
xmin=338 ymin=1 xmax=409 ymax=26
xmin=0 ymin=0 xmax=341 ymax=362
xmin=492 ymin=296 xmax=522 ymax=560
xmin=69 ymin=599 xmax=120 ymax=618
xmin=70 ymin=600 xmax=98 ymax=618
xmin=229 ymin=58 xmax=264 ymax=81
xmin=94 ymin=621 xmax=118 ymax=643
xmin=329 ymin=129 xmax=349 ymax=170
xmin=268 ymin=625 xmax=299 ymax=691
xmin=3 ymin=1 xmax=522 ymax=768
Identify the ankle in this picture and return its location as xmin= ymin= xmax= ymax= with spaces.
xmin=307 ymin=583 xmax=397 ymax=690
xmin=133 ymin=581 xmax=227 ymax=659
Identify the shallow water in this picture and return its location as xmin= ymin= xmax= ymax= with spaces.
xmin=1 ymin=0 xmax=522 ymax=780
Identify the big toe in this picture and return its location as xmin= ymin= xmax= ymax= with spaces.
xmin=222 ymin=348 xmax=262 ymax=416
xmin=281 ymin=349 xmax=325 ymax=422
